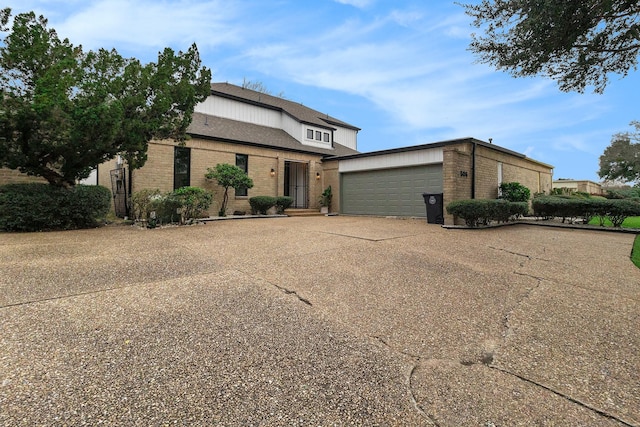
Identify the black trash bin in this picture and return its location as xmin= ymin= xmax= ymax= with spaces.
xmin=422 ymin=193 xmax=444 ymax=224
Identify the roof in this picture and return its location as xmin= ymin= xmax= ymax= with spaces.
xmin=210 ymin=82 xmax=361 ymax=132
xmin=328 ymin=137 xmax=554 ymax=169
xmin=187 ymin=112 xmax=359 ymax=157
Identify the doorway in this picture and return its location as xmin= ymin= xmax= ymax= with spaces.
xmin=284 ymin=161 xmax=309 ymax=208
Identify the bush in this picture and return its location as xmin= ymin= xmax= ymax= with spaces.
xmin=249 ymin=196 xmax=277 ymax=215
xmin=446 ymin=199 xmax=528 ymax=227
xmin=132 ymin=187 xmax=213 ymax=226
xmin=131 ymin=188 xmax=162 ymax=221
xmin=532 ymin=196 xmax=640 ymax=226
xmin=169 ymin=186 xmax=213 ymax=222
xmin=0 ymin=183 xmax=111 ymax=232
xmin=499 ymin=182 xmax=530 ymax=202
xmin=275 ymin=196 xmax=294 ymax=214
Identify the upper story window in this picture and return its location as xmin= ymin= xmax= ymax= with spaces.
xmin=235 ymin=153 xmax=249 ymax=197
xmin=315 ymin=131 xmax=322 ymax=141
xmin=323 ymin=132 xmax=330 ymax=142
xmin=307 ymin=129 xmax=314 ymax=139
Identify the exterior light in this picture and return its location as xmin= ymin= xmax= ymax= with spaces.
xmin=316 ymin=172 xmax=321 ymax=180
xmin=270 ymin=168 xmax=275 ymax=177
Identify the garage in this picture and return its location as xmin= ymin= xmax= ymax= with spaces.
xmin=341 ymin=164 xmax=443 ymax=217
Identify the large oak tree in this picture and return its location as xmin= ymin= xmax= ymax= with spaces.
xmin=599 ymin=121 xmax=640 ymax=184
xmin=0 ymin=8 xmax=211 ymax=187
xmin=461 ymin=0 xmax=640 ymax=93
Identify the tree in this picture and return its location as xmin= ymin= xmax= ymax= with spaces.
xmin=241 ymin=78 xmax=286 ymax=98
xmin=0 ymin=8 xmax=211 ymax=187
xmin=598 ymin=121 xmax=640 ymax=185
xmin=461 ymin=1 xmax=640 ymax=93
xmin=205 ymin=163 xmax=254 ymax=216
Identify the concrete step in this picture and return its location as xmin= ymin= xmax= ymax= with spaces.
xmin=286 ymin=208 xmax=324 ymax=217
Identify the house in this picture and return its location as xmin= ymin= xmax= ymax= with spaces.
xmin=95 ymin=82 xmax=361 ymax=216
xmin=1 ymin=82 xmax=554 ymax=224
xmin=553 ymin=179 xmax=603 ymax=196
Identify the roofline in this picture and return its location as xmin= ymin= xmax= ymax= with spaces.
xmin=187 ymin=130 xmax=351 ymax=158
xmin=326 ymin=137 xmax=554 ymax=169
xmin=210 ymin=86 xmax=361 ymax=132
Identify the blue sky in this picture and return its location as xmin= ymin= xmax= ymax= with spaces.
xmin=5 ymin=0 xmax=639 ymax=182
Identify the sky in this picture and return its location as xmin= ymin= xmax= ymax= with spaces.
xmin=4 ymin=0 xmax=639 ymax=182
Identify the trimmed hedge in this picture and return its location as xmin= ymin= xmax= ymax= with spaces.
xmin=0 ymin=183 xmax=111 ymax=232
xmin=275 ymin=196 xmax=294 ymax=214
xmin=532 ymin=196 xmax=640 ymax=227
xmin=499 ymin=182 xmax=530 ymax=202
xmin=249 ymin=196 xmax=277 ymax=215
xmin=446 ymin=199 xmax=528 ymax=227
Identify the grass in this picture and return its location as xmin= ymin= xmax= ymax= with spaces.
xmin=633 ymin=236 xmax=640 ymax=269
xmin=588 ymin=216 xmax=640 ymax=228
xmin=587 ymin=217 xmax=640 ymax=269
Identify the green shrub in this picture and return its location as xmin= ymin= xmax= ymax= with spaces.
xmin=275 ymin=196 xmax=294 ymax=214
xmin=607 ymin=199 xmax=640 ymax=227
xmin=169 ymin=186 xmax=213 ymax=222
xmin=131 ymin=188 xmax=162 ymax=221
xmin=0 ymin=183 xmax=111 ymax=232
xmin=532 ymin=196 xmax=640 ymax=226
xmin=249 ymin=196 xmax=277 ymax=215
xmin=499 ymin=182 xmax=530 ymax=202
xmin=605 ymin=187 xmax=640 ymax=200
xmin=446 ymin=199 xmax=528 ymax=227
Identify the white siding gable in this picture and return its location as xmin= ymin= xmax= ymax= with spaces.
xmin=339 ymin=148 xmax=443 ymax=173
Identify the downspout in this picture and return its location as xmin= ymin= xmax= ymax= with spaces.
xmin=471 ymin=140 xmax=476 ymax=199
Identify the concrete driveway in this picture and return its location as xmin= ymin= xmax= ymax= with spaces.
xmin=1 ymin=216 xmax=638 ymax=426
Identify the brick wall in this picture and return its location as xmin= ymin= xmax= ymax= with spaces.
xmin=320 ymin=159 xmax=340 ymax=213
xmin=129 ymin=138 xmax=326 ymax=216
xmin=442 ymin=141 xmax=553 ymax=224
xmin=0 ymin=168 xmax=47 ymax=185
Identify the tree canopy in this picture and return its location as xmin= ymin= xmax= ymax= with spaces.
xmin=461 ymin=0 xmax=640 ymax=93
xmin=0 ymin=8 xmax=211 ymax=187
xmin=599 ymin=121 xmax=640 ymax=185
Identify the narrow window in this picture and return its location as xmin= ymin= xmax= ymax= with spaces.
xmin=307 ymin=129 xmax=314 ymax=139
xmin=174 ymin=146 xmax=191 ymax=190
xmin=236 ymin=153 xmax=249 ymax=197
xmin=323 ymin=132 xmax=330 ymax=142
xmin=315 ymin=131 xmax=322 ymax=141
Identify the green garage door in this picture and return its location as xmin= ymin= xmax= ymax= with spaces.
xmin=341 ymin=164 xmax=443 ymax=217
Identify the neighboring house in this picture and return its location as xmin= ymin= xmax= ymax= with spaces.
xmin=1 ymin=82 xmax=554 ymax=224
xmin=553 ymin=179 xmax=603 ymax=196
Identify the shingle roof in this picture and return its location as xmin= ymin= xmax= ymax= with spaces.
xmin=210 ymin=82 xmax=361 ymax=131
xmin=187 ymin=112 xmax=359 ymax=157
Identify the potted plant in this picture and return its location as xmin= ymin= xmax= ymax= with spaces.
xmin=319 ymin=185 xmax=332 ymax=214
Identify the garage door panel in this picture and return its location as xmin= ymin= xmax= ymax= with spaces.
xmin=341 ymin=164 xmax=442 ymax=217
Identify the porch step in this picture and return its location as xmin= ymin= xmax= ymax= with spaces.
xmin=286 ymin=208 xmax=324 ymax=217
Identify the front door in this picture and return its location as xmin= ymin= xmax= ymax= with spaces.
xmin=284 ymin=161 xmax=308 ymax=208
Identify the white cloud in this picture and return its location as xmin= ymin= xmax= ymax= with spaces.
xmin=49 ymin=0 xmax=241 ymax=53
xmin=333 ymin=0 xmax=374 ymax=9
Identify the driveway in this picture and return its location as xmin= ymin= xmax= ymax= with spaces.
xmin=1 ymin=216 xmax=638 ymax=426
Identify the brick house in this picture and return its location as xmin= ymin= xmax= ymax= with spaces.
xmin=94 ymin=82 xmax=361 ymax=216
xmin=1 ymin=82 xmax=553 ymax=224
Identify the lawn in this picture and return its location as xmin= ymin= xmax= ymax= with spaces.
xmin=588 ymin=217 xmax=640 ymax=269
xmin=588 ymin=216 xmax=640 ymax=228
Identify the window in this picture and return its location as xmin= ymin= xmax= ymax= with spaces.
xmin=235 ymin=153 xmax=249 ymax=197
xmin=174 ymin=146 xmax=191 ymax=190
xmin=323 ymin=132 xmax=330 ymax=142
xmin=307 ymin=129 xmax=314 ymax=139
xmin=315 ymin=131 xmax=322 ymax=141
